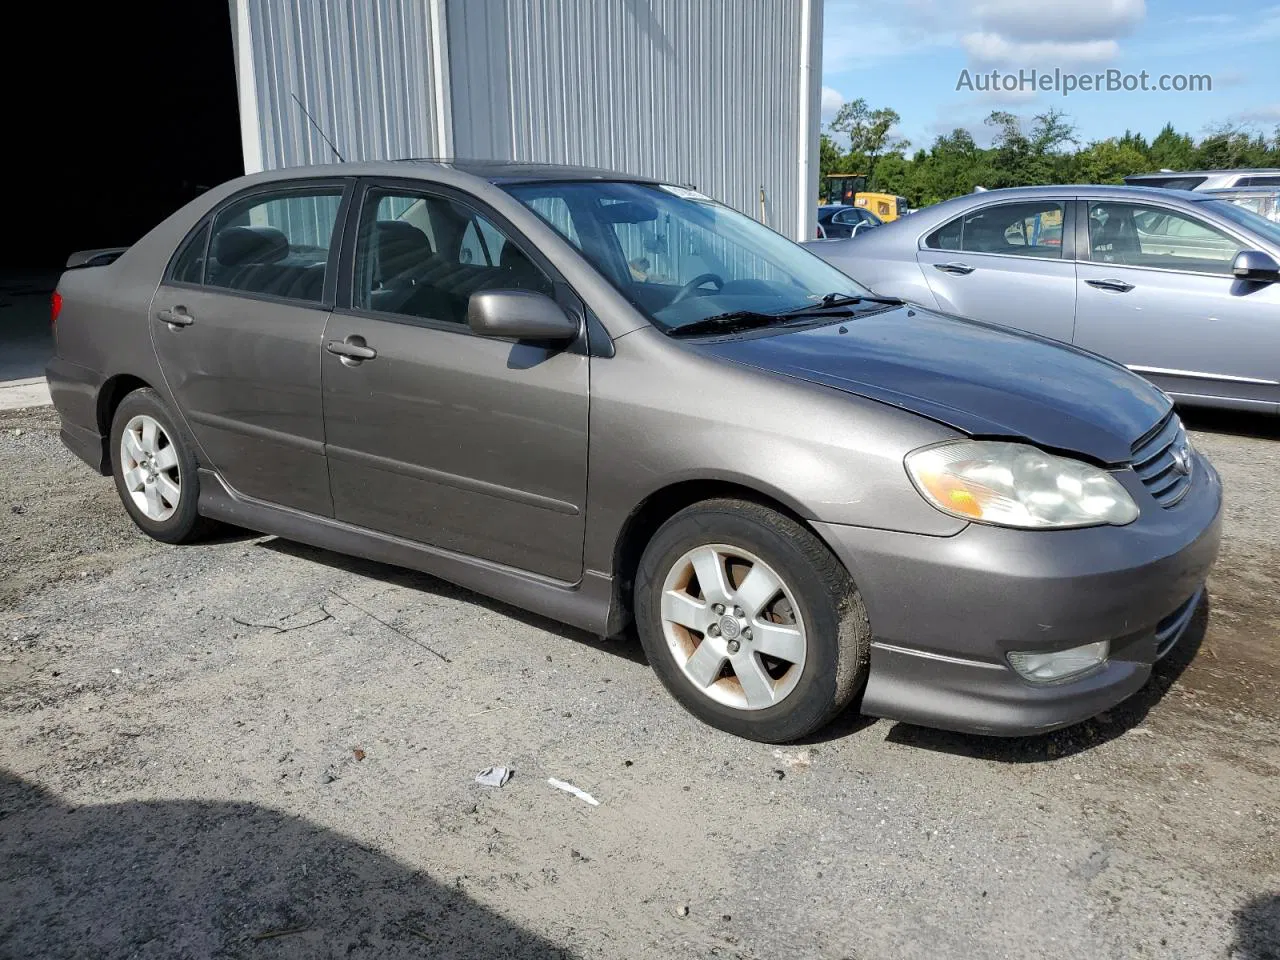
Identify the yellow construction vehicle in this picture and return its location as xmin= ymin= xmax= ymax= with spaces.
xmin=823 ymin=173 xmax=867 ymax=206
xmin=854 ymin=192 xmax=913 ymax=222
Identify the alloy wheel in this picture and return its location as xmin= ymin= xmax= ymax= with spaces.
xmin=659 ymin=543 xmax=807 ymax=710
xmin=119 ymin=414 xmax=181 ymax=522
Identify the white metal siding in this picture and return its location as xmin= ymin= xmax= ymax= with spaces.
xmin=232 ymin=0 xmax=820 ymax=239
xmin=234 ymin=0 xmax=448 ymax=171
xmin=447 ymin=0 xmax=816 ymax=239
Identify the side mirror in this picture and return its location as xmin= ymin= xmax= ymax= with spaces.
xmin=467 ymin=290 xmax=579 ymax=342
xmin=1232 ymin=250 xmax=1280 ymax=283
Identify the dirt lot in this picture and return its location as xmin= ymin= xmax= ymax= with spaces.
xmin=1 ymin=404 xmax=1277 ymax=960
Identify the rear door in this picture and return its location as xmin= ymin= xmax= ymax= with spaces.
xmin=150 ymin=180 xmax=349 ymax=515
xmin=916 ymin=197 xmax=1077 ymax=343
xmin=1072 ymin=198 xmax=1280 ymax=409
xmin=320 ymin=179 xmax=590 ymax=583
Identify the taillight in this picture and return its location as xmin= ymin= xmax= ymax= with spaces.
xmin=51 ymin=291 xmax=63 ymax=326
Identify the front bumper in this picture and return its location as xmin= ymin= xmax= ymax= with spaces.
xmin=814 ymin=455 xmax=1223 ymax=735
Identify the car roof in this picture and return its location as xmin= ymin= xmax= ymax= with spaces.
xmin=915 ymin=184 xmax=1233 ymax=214
xmin=238 ymin=158 xmax=663 ymax=186
xmin=397 ymin=158 xmax=664 ymax=183
xmin=1126 ymin=168 xmax=1280 ymax=177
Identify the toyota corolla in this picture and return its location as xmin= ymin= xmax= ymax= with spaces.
xmin=46 ymin=161 xmax=1221 ymax=742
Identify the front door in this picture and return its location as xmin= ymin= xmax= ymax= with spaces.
xmin=1073 ymin=198 xmax=1280 ymax=408
xmin=320 ymin=181 xmax=590 ymax=583
xmin=150 ymin=181 xmax=348 ymax=515
xmin=917 ymin=197 xmax=1077 ymax=343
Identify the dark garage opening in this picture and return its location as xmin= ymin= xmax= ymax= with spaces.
xmin=1 ymin=1 xmax=243 ymax=380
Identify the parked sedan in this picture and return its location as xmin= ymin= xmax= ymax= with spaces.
xmin=806 ymin=185 xmax=1280 ymax=414
xmin=816 ymin=203 xmax=882 ymax=239
xmin=48 ymin=162 xmax=1220 ymax=742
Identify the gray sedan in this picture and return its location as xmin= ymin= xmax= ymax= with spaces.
xmin=48 ymin=162 xmax=1220 ymax=742
xmin=807 ymin=185 xmax=1280 ymax=414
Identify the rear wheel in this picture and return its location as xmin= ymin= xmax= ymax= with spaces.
xmin=109 ymin=388 xmax=214 ymax=544
xmin=634 ymin=499 xmax=871 ymax=742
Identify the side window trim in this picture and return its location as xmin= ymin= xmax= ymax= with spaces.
xmin=165 ymin=220 xmax=213 ymax=285
xmin=1079 ymin=198 xmax=1250 ymax=276
xmin=164 ymin=177 xmax=354 ymax=309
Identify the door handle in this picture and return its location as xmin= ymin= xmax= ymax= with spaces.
xmin=155 ymin=306 xmax=195 ymax=328
xmin=1086 ymin=278 xmax=1135 ymax=293
xmin=933 ymin=262 xmax=975 ymax=275
xmin=325 ymin=336 xmax=377 ymax=365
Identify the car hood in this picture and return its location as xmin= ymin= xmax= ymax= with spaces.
xmin=698 ymin=305 xmax=1171 ymax=465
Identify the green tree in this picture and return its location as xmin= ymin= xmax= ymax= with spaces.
xmin=817 ymin=133 xmax=847 ymax=198
xmin=1072 ymin=139 xmax=1152 ymax=184
xmin=828 ymin=97 xmax=910 ymax=189
xmin=1148 ymin=123 xmax=1195 ymax=171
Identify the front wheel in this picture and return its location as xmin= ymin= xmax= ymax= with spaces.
xmin=634 ymin=499 xmax=871 ymax=742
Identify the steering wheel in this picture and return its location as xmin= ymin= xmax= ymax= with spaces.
xmin=670 ymin=272 xmax=725 ymax=304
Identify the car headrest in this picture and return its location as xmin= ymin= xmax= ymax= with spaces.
xmin=500 ymin=242 xmax=536 ymax=272
xmin=214 ymin=225 xmax=289 ymax=267
xmin=375 ymin=220 xmax=432 ymax=251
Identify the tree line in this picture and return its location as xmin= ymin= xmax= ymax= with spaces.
xmin=819 ymin=99 xmax=1280 ymax=206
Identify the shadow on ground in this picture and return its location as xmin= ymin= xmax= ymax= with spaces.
xmin=257 ymin=536 xmax=649 ymax=666
xmin=1233 ymin=893 xmax=1280 ymax=960
xmin=0 ymin=770 xmax=573 ymax=959
xmin=1180 ymin=406 xmax=1280 ymax=441
xmin=872 ymin=597 xmax=1210 ymax=763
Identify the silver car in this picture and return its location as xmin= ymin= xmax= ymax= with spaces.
xmin=807 ymin=185 xmax=1280 ymax=414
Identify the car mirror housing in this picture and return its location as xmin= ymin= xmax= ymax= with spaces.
xmin=467 ymin=290 xmax=579 ymax=342
xmin=1232 ymin=250 xmax=1280 ymax=283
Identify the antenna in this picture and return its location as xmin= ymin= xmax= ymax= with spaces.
xmin=290 ymin=92 xmax=345 ymax=163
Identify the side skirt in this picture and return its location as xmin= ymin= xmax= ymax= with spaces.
xmin=196 ymin=469 xmax=617 ymax=636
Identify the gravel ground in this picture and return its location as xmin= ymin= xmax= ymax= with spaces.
xmin=1 ymin=404 xmax=1277 ymax=960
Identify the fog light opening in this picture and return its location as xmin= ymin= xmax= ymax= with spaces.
xmin=1007 ymin=641 xmax=1109 ymax=683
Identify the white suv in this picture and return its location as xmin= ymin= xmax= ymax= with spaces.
xmin=1124 ymin=169 xmax=1280 ymax=191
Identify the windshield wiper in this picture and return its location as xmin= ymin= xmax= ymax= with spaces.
xmin=786 ymin=292 xmax=907 ymax=312
xmin=667 ymin=311 xmax=796 ymax=338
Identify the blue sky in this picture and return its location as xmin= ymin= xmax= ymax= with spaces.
xmin=821 ymin=0 xmax=1280 ymax=150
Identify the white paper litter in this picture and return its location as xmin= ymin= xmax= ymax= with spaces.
xmin=475 ymin=766 xmax=513 ymax=787
xmin=547 ymin=777 xmax=600 ymax=806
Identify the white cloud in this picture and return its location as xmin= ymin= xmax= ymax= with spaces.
xmin=820 ymin=86 xmax=845 ymax=121
xmin=969 ymin=0 xmax=1145 ymax=42
xmin=1233 ymin=104 xmax=1280 ymax=125
xmin=821 ymin=0 xmax=1146 ymax=72
xmin=961 ymin=33 xmax=1121 ymax=65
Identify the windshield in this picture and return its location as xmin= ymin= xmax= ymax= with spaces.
xmin=504 ymin=181 xmax=869 ymax=332
xmin=1199 ymin=198 xmax=1280 ymax=246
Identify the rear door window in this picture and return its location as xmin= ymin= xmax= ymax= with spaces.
xmin=925 ymin=201 xmax=1064 ymax=257
xmin=169 ymin=222 xmax=210 ymax=284
xmin=962 ymin=202 xmax=1064 ymax=258
xmin=205 ymin=187 xmax=344 ymax=303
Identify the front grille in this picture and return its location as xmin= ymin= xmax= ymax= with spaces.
xmin=1154 ymin=588 xmax=1202 ymax=659
xmin=1130 ymin=413 xmax=1193 ymax=507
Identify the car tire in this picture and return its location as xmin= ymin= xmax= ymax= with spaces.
xmin=634 ymin=498 xmax=871 ymax=743
xmin=109 ymin=387 xmax=215 ymax=544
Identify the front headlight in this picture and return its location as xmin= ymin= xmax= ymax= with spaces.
xmin=905 ymin=440 xmax=1139 ymax=529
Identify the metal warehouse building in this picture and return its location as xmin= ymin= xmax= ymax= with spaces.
xmin=229 ymin=0 xmax=823 ymax=240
